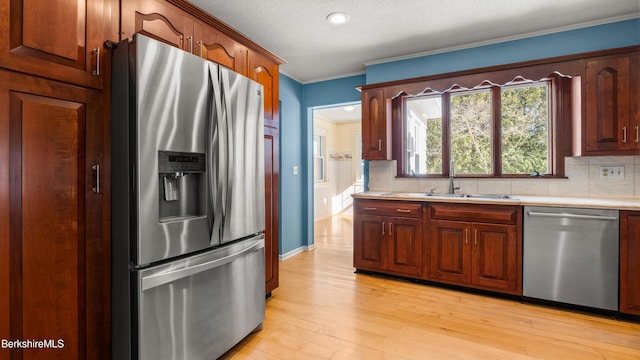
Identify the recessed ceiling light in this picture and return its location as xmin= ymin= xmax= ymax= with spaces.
xmin=327 ymin=12 xmax=350 ymax=25
xmin=344 ymin=106 xmax=355 ymax=112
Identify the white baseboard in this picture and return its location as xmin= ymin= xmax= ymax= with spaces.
xmin=279 ymin=244 xmax=316 ymax=261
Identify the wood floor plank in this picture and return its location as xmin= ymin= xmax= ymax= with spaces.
xmin=220 ymin=215 xmax=640 ymax=360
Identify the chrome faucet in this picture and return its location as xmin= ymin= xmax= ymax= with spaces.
xmin=448 ymin=159 xmax=459 ymax=194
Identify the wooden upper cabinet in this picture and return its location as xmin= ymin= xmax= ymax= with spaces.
xmin=582 ymin=53 xmax=640 ymax=154
xmin=248 ymin=50 xmax=279 ymax=128
xmin=0 ymin=0 xmax=112 ymax=89
xmin=362 ymin=88 xmax=392 ymax=160
xmin=194 ymin=21 xmax=248 ymax=75
xmin=121 ymin=0 xmax=194 ymax=51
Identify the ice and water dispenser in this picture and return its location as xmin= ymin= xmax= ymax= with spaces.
xmin=158 ymin=150 xmax=206 ymax=221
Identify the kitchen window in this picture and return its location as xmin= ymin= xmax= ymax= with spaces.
xmin=398 ymin=77 xmax=562 ymax=178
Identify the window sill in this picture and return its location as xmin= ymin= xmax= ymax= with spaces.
xmin=396 ymin=174 xmax=568 ymax=180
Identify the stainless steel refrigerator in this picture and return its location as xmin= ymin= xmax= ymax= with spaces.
xmin=111 ymin=34 xmax=266 ymax=360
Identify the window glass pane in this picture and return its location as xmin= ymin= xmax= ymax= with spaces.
xmin=405 ymin=96 xmax=442 ymax=175
xmin=450 ymin=90 xmax=492 ymax=175
xmin=313 ymin=135 xmax=325 ymax=182
xmin=501 ymin=83 xmax=549 ymax=174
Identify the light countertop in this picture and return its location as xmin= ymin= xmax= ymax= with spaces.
xmin=352 ymin=192 xmax=640 ymax=211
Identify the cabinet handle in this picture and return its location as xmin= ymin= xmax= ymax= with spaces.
xmin=187 ymin=36 xmax=193 ymax=53
xmin=465 ymin=229 xmax=469 ymax=245
xmin=635 ymin=126 xmax=639 ymax=143
xmin=474 ymin=229 xmax=478 ymax=245
xmin=363 ymin=207 xmax=377 ymax=211
xmin=622 ymin=126 xmax=627 ymax=144
xmin=389 ymin=223 xmax=393 ymax=235
xmin=382 ymin=222 xmax=385 ymax=235
xmin=92 ymin=47 xmax=100 ymax=76
xmin=396 ymin=209 xmax=411 ymax=213
xmin=197 ymin=41 xmax=203 ymax=56
xmin=378 ymin=139 xmax=382 ymax=151
xmin=92 ymin=164 xmax=101 ymax=194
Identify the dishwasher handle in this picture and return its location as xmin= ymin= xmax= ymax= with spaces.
xmin=526 ymin=211 xmax=618 ymax=221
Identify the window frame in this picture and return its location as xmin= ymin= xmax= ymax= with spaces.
xmin=392 ymin=74 xmax=571 ymax=179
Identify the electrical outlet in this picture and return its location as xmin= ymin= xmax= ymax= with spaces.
xmin=599 ymin=166 xmax=625 ymax=179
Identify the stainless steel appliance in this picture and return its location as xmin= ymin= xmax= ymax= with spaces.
xmin=523 ymin=206 xmax=619 ymax=311
xmin=111 ymin=34 xmax=266 ymax=360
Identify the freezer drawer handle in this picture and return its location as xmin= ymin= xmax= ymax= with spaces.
xmin=527 ymin=211 xmax=618 ymax=221
xmin=141 ymin=239 xmax=265 ymax=291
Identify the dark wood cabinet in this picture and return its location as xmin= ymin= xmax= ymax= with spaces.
xmin=0 ymin=0 xmax=115 ymax=90
xmin=581 ymin=53 xmax=640 ymax=154
xmin=354 ymin=200 xmax=423 ymax=277
xmin=620 ymin=211 xmax=640 ymax=315
xmin=248 ymin=50 xmax=280 ymax=129
xmin=428 ymin=203 xmax=521 ymax=294
xmin=264 ymin=126 xmax=280 ymax=295
xmin=0 ymin=69 xmax=110 ymax=359
xmin=121 ymin=0 xmax=194 ymax=51
xmin=361 ymin=88 xmax=392 ymax=160
xmin=194 ymin=21 xmax=248 ymax=74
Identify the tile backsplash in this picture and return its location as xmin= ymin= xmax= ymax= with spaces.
xmin=368 ymin=155 xmax=640 ymax=200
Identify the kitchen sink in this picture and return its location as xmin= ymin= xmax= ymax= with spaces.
xmin=425 ymin=193 xmax=515 ymax=200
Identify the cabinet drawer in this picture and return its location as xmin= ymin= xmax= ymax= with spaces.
xmin=429 ymin=203 xmax=518 ymax=225
xmin=355 ymin=200 xmax=423 ymax=218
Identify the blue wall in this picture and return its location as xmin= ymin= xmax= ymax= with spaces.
xmin=277 ymin=74 xmax=364 ymax=255
xmin=367 ymin=18 xmax=640 ymax=84
xmin=277 ymin=74 xmax=304 ymax=255
xmin=277 ymin=18 xmax=640 ymax=256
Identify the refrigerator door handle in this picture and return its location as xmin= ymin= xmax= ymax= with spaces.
xmin=141 ymin=239 xmax=264 ymax=291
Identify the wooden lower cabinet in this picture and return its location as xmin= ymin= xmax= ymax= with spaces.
xmin=428 ymin=203 xmax=522 ymax=295
xmin=354 ymin=200 xmax=423 ymax=277
xmin=429 ymin=220 xmax=519 ymax=293
xmin=264 ymin=126 xmax=280 ymax=295
xmin=620 ymin=211 xmax=640 ymax=315
xmin=0 ymin=70 xmax=110 ymax=359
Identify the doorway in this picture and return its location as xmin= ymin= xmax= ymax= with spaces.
xmin=312 ymin=103 xmax=363 ymax=222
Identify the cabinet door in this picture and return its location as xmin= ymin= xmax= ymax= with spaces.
xmin=471 ymin=223 xmax=519 ymax=293
xmin=0 ymin=0 xmax=109 ymax=89
xmin=620 ymin=212 xmax=640 ymax=315
xmin=387 ymin=217 xmax=423 ymax=276
xmin=0 ymin=70 xmax=110 ymax=359
xmin=583 ymin=56 xmax=632 ymax=153
xmin=248 ymin=50 xmax=279 ymax=129
xmin=429 ymin=220 xmax=471 ymax=285
xmin=121 ymin=0 xmax=194 ymax=51
xmin=362 ymin=88 xmax=391 ymax=160
xmin=194 ymin=21 xmax=248 ymax=75
xmin=631 ymin=54 xmax=640 ymax=150
xmin=354 ymin=215 xmax=387 ymax=271
xmin=264 ymin=126 xmax=279 ymax=295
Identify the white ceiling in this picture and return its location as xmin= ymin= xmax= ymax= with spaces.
xmin=314 ymin=104 xmax=362 ymax=124
xmin=189 ymin=0 xmax=639 ymax=84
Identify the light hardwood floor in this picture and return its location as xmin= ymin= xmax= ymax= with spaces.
xmin=221 ymin=214 xmax=640 ymax=360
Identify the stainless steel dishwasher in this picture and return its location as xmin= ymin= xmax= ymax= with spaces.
xmin=523 ymin=206 xmax=619 ymax=311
